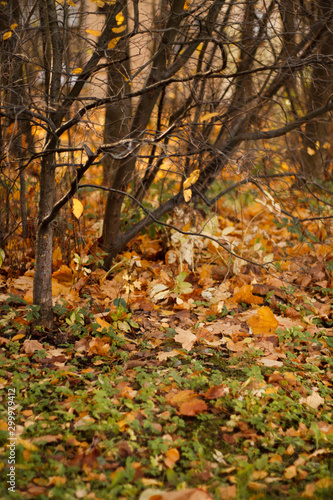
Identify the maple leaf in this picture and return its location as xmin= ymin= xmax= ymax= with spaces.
xmin=247 ymin=306 xmax=278 ymax=335
xmin=174 ymin=327 xmax=196 ymax=351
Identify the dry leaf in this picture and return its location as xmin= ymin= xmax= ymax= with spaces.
xmin=88 ymin=338 xmax=110 ymax=357
xmin=258 ymin=358 xmax=283 ymax=368
xmin=52 ymin=265 xmax=73 ymax=283
xmin=248 ymin=306 xmax=278 ymax=335
xmin=299 ymin=392 xmax=325 ymax=410
xmin=183 ymin=187 xmax=192 ymax=203
xmin=284 ymin=465 xmax=297 ymax=479
xmin=179 ymin=399 xmax=207 ymax=416
xmin=23 ymin=339 xmax=44 ymax=354
xmin=217 ymin=484 xmax=237 ymax=500
xmin=174 ymin=327 xmax=196 ymax=351
xmin=94 ymin=315 xmax=112 ymax=333
xmin=233 ymin=285 xmax=264 ymax=305
xmin=139 ymin=487 xmax=214 ymax=500
xmin=85 ymin=29 xmax=101 ymax=37
xmin=164 ymin=448 xmax=180 ymax=468
xmin=183 ymin=169 xmax=200 ymax=189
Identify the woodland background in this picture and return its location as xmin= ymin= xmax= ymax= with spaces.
xmin=0 ymin=0 xmax=333 ymax=499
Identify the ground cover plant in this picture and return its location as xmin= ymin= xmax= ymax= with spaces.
xmin=1 ymin=189 xmax=333 ymax=499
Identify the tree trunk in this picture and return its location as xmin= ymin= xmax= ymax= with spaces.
xmin=300 ymin=1 xmax=333 ymax=179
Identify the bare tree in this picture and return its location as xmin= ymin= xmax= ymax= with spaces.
xmin=1 ymin=0 xmax=333 ymax=328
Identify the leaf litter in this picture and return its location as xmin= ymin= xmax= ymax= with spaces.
xmin=1 ymin=203 xmax=333 ymax=499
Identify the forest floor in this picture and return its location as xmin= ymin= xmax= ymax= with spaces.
xmin=0 ymin=196 xmax=333 ymax=499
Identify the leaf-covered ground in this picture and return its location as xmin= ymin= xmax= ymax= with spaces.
xmin=1 ymin=198 xmax=333 ymax=499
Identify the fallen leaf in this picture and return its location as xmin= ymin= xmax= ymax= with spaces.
xmin=138 ymin=487 xmax=214 ymax=500
xmin=248 ymin=306 xmax=279 ymax=335
xmin=23 ymin=339 xmax=44 ymax=354
xmin=179 ymin=399 xmax=207 ymax=416
xmin=258 ymin=358 xmax=283 ymax=368
xmin=233 ymin=285 xmax=264 ymax=305
xmin=174 ymin=327 xmax=196 ymax=351
xmin=164 ymin=448 xmax=180 ymax=468
xmin=299 ymin=392 xmax=325 ymax=410
xmin=284 ymin=465 xmax=297 ymax=479
xmin=217 ymin=484 xmax=237 ymax=500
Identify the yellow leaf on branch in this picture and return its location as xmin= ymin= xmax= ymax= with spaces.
xmin=3 ymin=31 xmax=12 ymax=40
xmin=72 ymin=198 xmax=84 ymax=219
xmin=108 ymin=37 xmax=120 ymax=49
xmin=112 ymin=25 xmax=127 ymax=34
xmin=85 ymin=29 xmax=101 ymax=37
xmin=183 ymin=169 xmax=200 ymax=189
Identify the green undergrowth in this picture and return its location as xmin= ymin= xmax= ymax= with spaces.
xmin=0 ymin=302 xmax=333 ymax=499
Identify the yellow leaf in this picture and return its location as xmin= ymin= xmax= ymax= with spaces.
xmin=12 ymin=333 xmax=25 ymax=341
xmin=112 ymin=25 xmax=127 ymax=34
xmin=164 ymin=448 xmax=180 ymax=468
xmin=94 ymin=316 xmax=112 ymax=333
xmin=183 ymin=169 xmax=200 ymax=189
xmin=199 ymin=112 xmax=219 ymax=123
xmin=10 ymin=23 xmax=18 ymax=30
xmin=108 ymin=37 xmax=120 ymax=49
xmin=3 ymin=31 xmax=12 ymax=40
xmin=115 ymin=11 xmax=124 ymax=25
xmin=307 ymin=147 xmax=316 ymax=156
xmin=72 ymin=198 xmax=83 ymax=219
xmin=183 ymin=188 xmax=192 ymax=202
xmin=72 ymin=67 xmax=82 ymax=74
xmin=18 ymin=438 xmax=38 ymax=451
xmin=247 ymin=306 xmax=278 ymax=335
xmin=284 ymin=465 xmax=297 ymax=479
xmin=233 ymin=285 xmax=264 ymax=305
xmin=85 ymin=29 xmax=101 ymax=37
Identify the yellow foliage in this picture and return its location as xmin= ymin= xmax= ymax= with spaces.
xmin=233 ymin=285 xmax=264 ymax=305
xmin=247 ymin=306 xmax=278 ymax=335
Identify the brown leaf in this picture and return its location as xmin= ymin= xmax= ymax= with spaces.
xmin=179 ymin=399 xmax=207 ymax=416
xmin=174 ymin=327 xmax=197 ymax=351
xmin=88 ymin=337 xmax=110 ymax=357
xmin=23 ymin=339 xmax=44 ymax=354
xmin=138 ymin=487 xmax=214 ymax=500
xmin=217 ymin=484 xmax=237 ymax=500
xmin=205 ymin=384 xmax=229 ymax=399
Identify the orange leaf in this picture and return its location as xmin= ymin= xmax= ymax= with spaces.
xmin=164 ymin=448 xmax=180 ymax=468
xmin=52 ymin=265 xmax=72 ymax=283
xmin=247 ymin=306 xmax=278 ymax=335
xmin=233 ymin=285 xmax=264 ymax=305
xmin=179 ymin=399 xmax=207 ymax=416
xmin=205 ymin=384 xmax=229 ymax=399
xmin=165 ymin=390 xmax=196 ymax=406
xmin=88 ymin=338 xmax=110 ymax=357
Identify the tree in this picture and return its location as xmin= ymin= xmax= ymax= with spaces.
xmin=1 ymin=0 xmax=333 ymax=328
